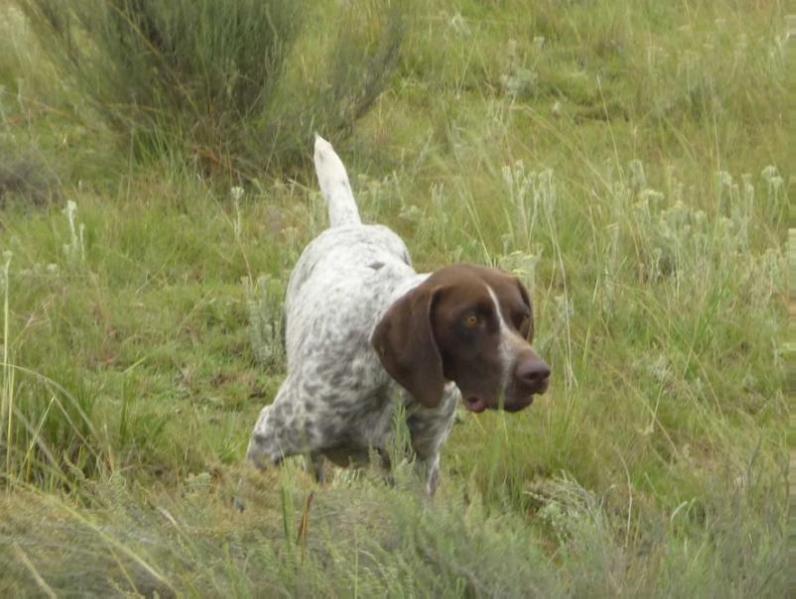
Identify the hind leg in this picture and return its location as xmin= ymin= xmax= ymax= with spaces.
xmin=247 ymin=379 xmax=319 ymax=468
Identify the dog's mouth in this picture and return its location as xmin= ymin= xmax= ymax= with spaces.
xmin=502 ymin=394 xmax=535 ymax=412
xmin=463 ymin=393 xmax=535 ymax=414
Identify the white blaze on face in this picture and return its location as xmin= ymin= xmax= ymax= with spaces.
xmin=486 ymin=284 xmax=529 ymax=394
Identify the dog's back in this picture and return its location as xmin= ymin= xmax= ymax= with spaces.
xmin=283 ymin=138 xmax=418 ymax=366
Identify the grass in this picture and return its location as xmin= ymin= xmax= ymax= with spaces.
xmin=0 ymin=0 xmax=790 ymax=596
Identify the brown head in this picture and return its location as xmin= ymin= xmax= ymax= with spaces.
xmin=371 ymin=264 xmax=550 ymax=413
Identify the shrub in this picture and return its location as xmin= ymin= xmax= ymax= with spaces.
xmin=0 ymin=147 xmax=60 ymax=207
xmin=15 ymin=0 xmax=404 ymax=177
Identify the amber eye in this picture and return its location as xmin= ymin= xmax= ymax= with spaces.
xmin=463 ymin=314 xmax=479 ymax=328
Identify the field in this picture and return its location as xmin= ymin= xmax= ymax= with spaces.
xmin=0 ymin=1 xmax=790 ymax=597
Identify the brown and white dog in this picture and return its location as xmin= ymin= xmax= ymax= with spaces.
xmin=247 ymin=136 xmax=550 ymax=493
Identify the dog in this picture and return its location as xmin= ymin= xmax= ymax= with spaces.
xmin=247 ymin=136 xmax=550 ymax=494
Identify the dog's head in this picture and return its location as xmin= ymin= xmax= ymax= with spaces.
xmin=372 ymin=264 xmax=550 ymax=412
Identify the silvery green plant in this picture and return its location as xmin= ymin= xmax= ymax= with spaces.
xmin=499 ymin=250 xmax=540 ymax=299
xmin=761 ymin=165 xmax=785 ymax=225
xmin=230 ymin=186 xmax=244 ymax=242
xmin=1 ymin=250 xmax=12 ymax=476
xmin=500 ymin=160 xmax=537 ymax=250
xmin=62 ymin=200 xmax=85 ymax=265
xmin=244 ymin=275 xmax=285 ymax=369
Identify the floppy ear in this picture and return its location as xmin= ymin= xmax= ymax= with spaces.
xmin=515 ymin=278 xmax=535 ymax=343
xmin=371 ymin=283 xmax=446 ymax=408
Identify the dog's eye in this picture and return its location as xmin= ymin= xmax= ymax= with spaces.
xmin=514 ymin=312 xmax=530 ymax=331
xmin=463 ymin=314 xmax=479 ymax=328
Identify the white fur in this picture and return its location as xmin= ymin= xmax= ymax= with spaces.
xmin=313 ymin=135 xmax=361 ymax=227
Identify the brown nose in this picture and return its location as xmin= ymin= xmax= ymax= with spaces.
xmin=515 ymin=357 xmax=551 ymax=393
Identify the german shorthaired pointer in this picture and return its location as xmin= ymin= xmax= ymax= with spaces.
xmin=247 ymin=136 xmax=550 ymax=494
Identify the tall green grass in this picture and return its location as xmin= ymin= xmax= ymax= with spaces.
xmin=0 ymin=0 xmax=789 ymax=596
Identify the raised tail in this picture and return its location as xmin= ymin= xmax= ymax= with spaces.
xmin=313 ymin=135 xmax=362 ymax=227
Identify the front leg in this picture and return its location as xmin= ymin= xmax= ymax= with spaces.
xmin=406 ymin=383 xmax=459 ymax=495
xmin=308 ymin=453 xmax=326 ymax=483
xmin=415 ymin=453 xmax=441 ymax=496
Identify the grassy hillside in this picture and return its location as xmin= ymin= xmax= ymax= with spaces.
xmin=0 ymin=1 xmax=789 ymax=596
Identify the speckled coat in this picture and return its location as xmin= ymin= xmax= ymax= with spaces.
xmin=247 ymin=138 xmax=458 ymax=493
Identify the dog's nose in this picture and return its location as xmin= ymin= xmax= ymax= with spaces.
xmin=515 ymin=358 xmax=551 ymax=393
